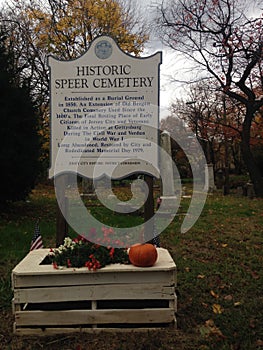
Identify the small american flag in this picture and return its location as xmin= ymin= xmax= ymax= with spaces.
xmin=30 ymin=220 xmax=44 ymax=250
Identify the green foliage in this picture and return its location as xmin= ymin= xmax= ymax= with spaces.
xmin=0 ymin=28 xmax=39 ymax=203
xmin=49 ymin=235 xmax=130 ymax=269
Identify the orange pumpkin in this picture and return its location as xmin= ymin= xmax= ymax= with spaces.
xmin=129 ymin=243 xmax=158 ymax=267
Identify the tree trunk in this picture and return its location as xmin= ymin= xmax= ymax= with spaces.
xmin=231 ymin=143 xmax=243 ymax=175
xmin=241 ymin=110 xmax=263 ymax=197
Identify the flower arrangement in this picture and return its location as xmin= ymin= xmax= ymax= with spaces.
xmin=49 ymin=227 xmax=130 ymax=270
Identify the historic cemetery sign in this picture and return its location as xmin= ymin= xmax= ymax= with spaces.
xmin=48 ymin=36 xmax=208 ymax=246
xmin=48 ymin=36 xmax=162 ymax=179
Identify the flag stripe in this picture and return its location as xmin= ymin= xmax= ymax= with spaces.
xmin=30 ymin=221 xmax=44 ymax=251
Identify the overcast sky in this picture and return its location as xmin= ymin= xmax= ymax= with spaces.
xmin=140 ymin=0 xmax=186 ymax=114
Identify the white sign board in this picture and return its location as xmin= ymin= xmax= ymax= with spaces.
xmin=48 ymin=36 xmax=162 ymax=179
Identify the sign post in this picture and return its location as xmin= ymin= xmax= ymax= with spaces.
xmin=55 ymin=174 xmax=68 ymax=246
xmin=48 ymin=35 xmax=162 ymax=245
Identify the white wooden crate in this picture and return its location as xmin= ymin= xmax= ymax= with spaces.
xmin=12 ymin=248 xmax=177 ymax=335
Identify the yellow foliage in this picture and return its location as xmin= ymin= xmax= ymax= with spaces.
xmin=25 ymin=0 xmax=148 ymax=58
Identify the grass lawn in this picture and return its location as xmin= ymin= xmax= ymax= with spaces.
xmin=0 ymin=183 xmax=262 ymax=350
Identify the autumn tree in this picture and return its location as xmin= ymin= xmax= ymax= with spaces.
xmin=155 ymin=0 xmax=263 ymax=196
xmin=173 ymin=82 xmax=247 ymax=171
xmin=1 ymin=0 xmax=149 ymax=171
xmin=2 ymin=0 xmax=148 ymax=103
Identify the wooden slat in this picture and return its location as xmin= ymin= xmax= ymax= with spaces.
xmin=15 ymin=308 xmax=175 ymax=326
xmin=13 ymin=270 xmax=175 ymax=288
xmin=169 ymin=293 xmax=178 ymax=312
xmin=12 ymin=299 xmax=21 ymax=313
xmin=14 ymin=324 xmax=177 ymax=335
xmin=14 ymin=284 xmax=175 ymax=303
xmin=12 ymin=248 xmax=176 ymax=274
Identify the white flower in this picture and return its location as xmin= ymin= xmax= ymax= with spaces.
xmin=70 ymin=242 xmax=77 ymax=250
xmin=56 ymin=245 xmax=66 ymax=254
xmin=64 ymin=237 xmax=73 ymax=248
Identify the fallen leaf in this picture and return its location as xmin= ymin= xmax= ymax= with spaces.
xmin=224 ymin=294 xmax=233 ymax=301
xmin=205 ymin=319 xmax=216 ymax=327
xmin=234 ymin=301 xmax=242 ymax=306
xmin=199 ymin=325 xmax=211 ymax=337
xmin=219 ymin=284 xmax=226 ymax=289
xmin=197 ymin=274 xmax=206 ymax=279
xmin=221 ymin=243 xmax=228 ymax=247
xmin=213 ymin=303 xmax=223 ymax=314
xmin=199 ymin=319 xmax=226 ymax=339
xmin=210 ymin=290 xmax=219 ymax=299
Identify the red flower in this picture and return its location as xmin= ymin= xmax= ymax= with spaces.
xmin=53 ymin=262 xmax=58 ymax=269
xmin=67 ymin=259 xmax=72 ymax=267
xmin=85 ymin=261 xmax=92 ymax=269
xmin=92 ymin=260 xmax=101 ymax=271
xmin=109 ymin=247 xmax=115 ymax=258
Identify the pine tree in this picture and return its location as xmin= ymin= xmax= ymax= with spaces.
xmin=0 ymin=27 xmax=39 ymax=203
